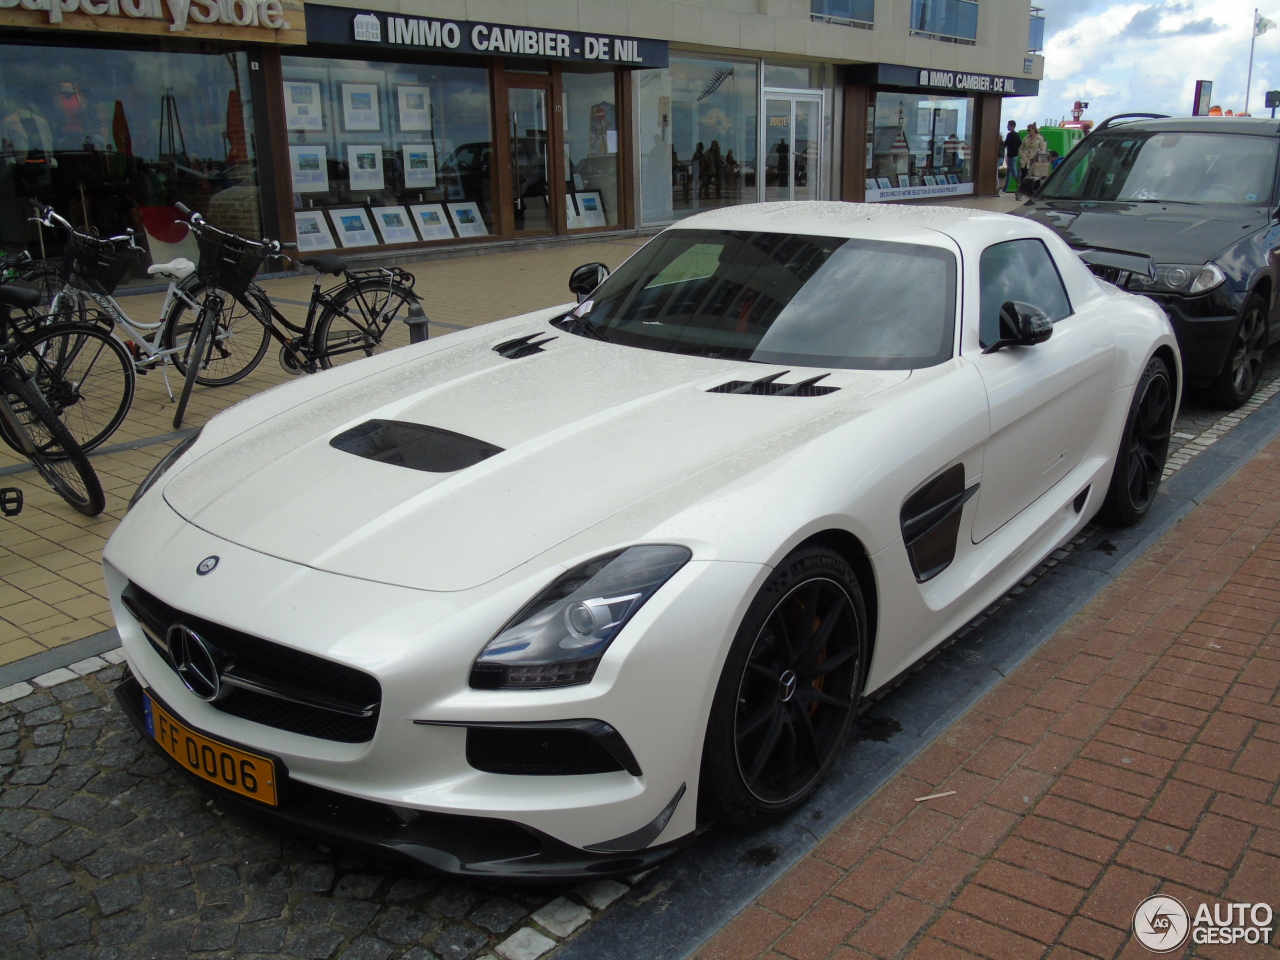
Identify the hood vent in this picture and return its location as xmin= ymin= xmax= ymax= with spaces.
xmin=331 ymin=420 xmax=503 ymax=473
xmin=493 ymin=333 xmax=557 ymax=359
xmin=708 ymin=371 xmax=839 ymax=397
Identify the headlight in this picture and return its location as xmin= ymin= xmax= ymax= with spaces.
xmin=1128 ymin=262 xmax=1225 ymax=295
xmin=129 ymin=429 xmax=201 ymax=510
xmin=470 ymin=545 xmax=692 ymax=689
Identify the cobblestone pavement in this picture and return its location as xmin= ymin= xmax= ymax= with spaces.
xmin=1 ymin=659 xmax=641 ymax=960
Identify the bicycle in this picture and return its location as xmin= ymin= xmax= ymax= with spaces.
xmin=0 ymin=285 xmax=105 ymax=516
xmin=171 ymin=204 xmax=420 ymax=428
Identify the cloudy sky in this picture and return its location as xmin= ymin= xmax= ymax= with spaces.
xmin=1004 ymin=1 xmax=1280 ymax=128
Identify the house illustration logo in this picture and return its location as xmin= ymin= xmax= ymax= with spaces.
xmin=354 ymin=13 xmax=381 ymax=42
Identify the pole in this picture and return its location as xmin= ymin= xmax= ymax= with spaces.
xmin=1247 ymin=8 xmax=1258 ymax=114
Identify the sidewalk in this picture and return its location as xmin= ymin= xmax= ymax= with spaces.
xmin=696 ymin=434 xmax=1280 ymax=960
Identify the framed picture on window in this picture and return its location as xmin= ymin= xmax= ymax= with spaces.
xmin=370 ymin=205 xmax=418 ymax=244
xmin=897 ymin=175 xmax=910 ymax=188
xmin=573 ymin=191 xmax=606 ymax=228
xmin=288 ymin=144 xmax=329 ymax=193
xmin=876 ymin=178 xmax=892 ymax=189
xmin=396 ymin=85 xmax=432 ymax=132
xmin=341 ymin=83 xmax=380 ymax=131
xmin=446 ymin=202 xmax=488 ymax=238
xmin=565 ymin=195 xmax=584 ymax=230
xmin=294 ymin=211 xmax=335 ymax=251
xmin=410 ymin=203 xmax=454 ymax=240
xmin=346 ymin=144 xmax=385 ymax=192
xmin=329 ymin=208 xmax=379 ymax=247
xmin=402 ymin=144 xmax=436 ymax=189
xmin=285 ymin=81 xmax=323 ymax=131
xmin=923 ymin=175 xmax=937 ymax=186
xmin=865 ymin=178 xmax=877 ymax=191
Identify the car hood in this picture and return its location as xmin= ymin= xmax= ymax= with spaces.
xmin=1018 ymin=200 xmax=1269 ymax=263
xmin=162 ymin=323 xmax=907 ymax=592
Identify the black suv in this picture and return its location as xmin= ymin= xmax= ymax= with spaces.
xmin=1014 ymin=115 xmax=1280 ymax=407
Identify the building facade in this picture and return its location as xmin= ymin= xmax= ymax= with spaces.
xmin=0 ymin=0 xmax=1042 ymax=277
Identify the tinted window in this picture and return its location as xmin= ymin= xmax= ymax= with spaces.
xmin=1043 ymin=131 xmax=1278 ymax=205
xmin=576 ymin=229 xmax=957 ymax=370
xmin=979 ymin=240 xmax=1072 ymax=347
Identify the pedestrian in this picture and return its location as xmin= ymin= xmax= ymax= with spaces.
xmin=691 ymin=141 xmax=706 ymax=199
xmin=1017 ymin=122 xmax=1050 ymax=198
xmin=707 ymin=139 xmax=724 ymax=198
xmin=1003 ymin=119 xmax=1021 ymax=194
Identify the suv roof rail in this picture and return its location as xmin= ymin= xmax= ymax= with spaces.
xmin=1094 ymin=112 xmax=1170 ymax=133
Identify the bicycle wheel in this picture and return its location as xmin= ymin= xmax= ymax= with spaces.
xmin=0 ymin=321 xmax=134 ymax=454
xmin=173 ymin=295 xmax=215 ymax=429
xmin=313 ymin=276 xmax=415 ymax=369
xmin=0 ymin=368 xmax=105 ymax=516
xmin=8 ymin=260 xmax=67 ymax=332
xmin=161 ymin=280 xmax=271 ymax=386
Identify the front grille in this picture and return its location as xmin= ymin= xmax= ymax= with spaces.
xmin=122 ymin=582 xmax=381 ymax=743
xmin=466 ymin=726 xmax=626 ymax=776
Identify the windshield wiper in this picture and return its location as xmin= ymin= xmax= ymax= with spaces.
xmin=555 ymin=312 xmax=610 ymax=342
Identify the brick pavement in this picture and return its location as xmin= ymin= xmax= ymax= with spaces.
xmin=696 ymin=435 xmax=1280 ymax=960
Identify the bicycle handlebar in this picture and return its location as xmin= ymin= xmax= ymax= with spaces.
xmin=174 ymin=203 xmax=289 ymax=258
xmin=29 ymin=201 xmax=138 ymax=248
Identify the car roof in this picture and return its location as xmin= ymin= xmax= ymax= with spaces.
xmin=670 ymin=201 xmax=1011 ymax=242
xmin=1095 ymin=116 xmax=1280 ymax=137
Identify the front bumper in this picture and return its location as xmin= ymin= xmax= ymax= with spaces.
xmin=1153 ymin=296 xmax=1240 ymax=385
xmin=115 ymin=673 xmax=685 ymax=880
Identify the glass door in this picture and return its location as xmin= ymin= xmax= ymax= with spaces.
xmin=507 ymin=85 xmax=553 ymax=234
xmin=763 ymin=94 xmax=822 ymax=202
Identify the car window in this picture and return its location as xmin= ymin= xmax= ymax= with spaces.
xmin=1042 ymin=131 xmax=1279 ymax=205
xmin=579 ymin=229 xmax=957 ymax=370
xmin=979 ymin=240 xmax=1072 ymax=348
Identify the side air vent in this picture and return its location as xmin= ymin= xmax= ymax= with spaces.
xmin=494 ymin=334 xmax=557 ymax=359
xmin=331 ymin=420 xmax=503 ymax=473
xmin=708 ymin=371 xmax=839 ymax=397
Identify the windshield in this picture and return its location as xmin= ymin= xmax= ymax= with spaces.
xmin=572 ymin=229 xmax=956 ymax=370
xmin=1043 ymin=131 xmax=1278 ymax=204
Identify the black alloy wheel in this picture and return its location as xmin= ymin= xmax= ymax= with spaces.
xmin=1101 ymin=355 xmax=1173 ymax=526
xmin=1207 ymin=293 xmax=1267 ymax=409
xmin=701 ymin=547 xmax=866 ymax=827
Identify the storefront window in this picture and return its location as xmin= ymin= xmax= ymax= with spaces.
xmin=281 ymin=56 xmax=492 ymax=251
xmin=637 ymin=56 xmax=758 ymax=225
xmin=562 ymin=67 xmax=619 ymax=229
xmin=865 ymin=92 xmax=974 ymax=202
xmin=0 ymin=41 xmax=259 ymax=282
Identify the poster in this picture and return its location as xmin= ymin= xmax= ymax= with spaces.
xmin=329 ymin=208 xmax=379 ymax=247
xmin=565 ymin=195 xmax=584 ymax=230
xmin=574 ymin=191 xmax=606 ymax=228
xmin=342 ymin=83 xmax=380 ymax=131
xmin=446 ymin=202 xmax=488 ymax=238
xmin=397 ymin=85 xmax=432 ymax=132
xmin=347 ymin=144 xmax=385 ymax=192
xmin=294 ymin=211 xmax=335 ymax=251
xmin=402 ymin=144 xmax=436 ymax=189
xmin=288 ymin=144 xmax=329 ymax=193
xmin=410 ymin=204 xmax=454 ymax=240
xmin=371 ymin=205 xmax=418 ymax=244
xmin=285 ymin=82 xmax=323 ymax=131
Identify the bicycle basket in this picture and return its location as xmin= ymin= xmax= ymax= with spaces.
xmin=195 ymin=226 xmax=268 ymax=297
xmin=65 ymin=232 xmax=137 ymax=296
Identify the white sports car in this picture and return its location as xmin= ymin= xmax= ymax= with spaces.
xmin=105 ymin=202 xmax=1178 ymax=879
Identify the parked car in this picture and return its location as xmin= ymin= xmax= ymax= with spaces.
xmin=1014 ymin=114 xmax=1280 ymax=407
xmin=105 ymin=202 xmax=1178 ymax=880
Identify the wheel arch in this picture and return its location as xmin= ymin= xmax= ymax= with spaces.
xmin=790 ymin=528 xmax=879 ymax=692
xmin=1153 ymin=342 xmax=1180 ymax=399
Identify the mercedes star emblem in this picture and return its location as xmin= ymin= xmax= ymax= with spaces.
xmin=196 ymin=556 xmax=219 ymax=575
xmin=167 ymin=624 xmax=223 ymax=701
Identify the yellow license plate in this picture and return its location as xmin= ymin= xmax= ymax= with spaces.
xmin=145 ymin=693 xmax=278 ymax=806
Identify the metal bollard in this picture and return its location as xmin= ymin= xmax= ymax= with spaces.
xmin=403 ymin=298 xmax=430 ymax=344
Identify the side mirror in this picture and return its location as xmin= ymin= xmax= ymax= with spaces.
xmin=982 ymin=301 xmax=1053 ymax=354
xmin=569 ymin=262 xmax=610 ymax=303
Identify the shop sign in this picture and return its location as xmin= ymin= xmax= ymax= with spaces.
xmin=850 ymin=63 xmax=1038 ymax=97
xmin=0 ymin=0 xmax=306 ymax=41
xmin=306 ymin=6 xmax=669 ymax=68
xmin=866 ymin=180 xmax=975 ymax=203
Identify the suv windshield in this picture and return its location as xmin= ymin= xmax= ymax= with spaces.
xmin=1043 ymin=131 xmax=1278 ymax=205
xmin=573 ymin=229 xmax=956 ymax=370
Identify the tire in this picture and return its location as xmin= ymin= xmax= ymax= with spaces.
xmin=173 ymin=295 xmax=215 ymax=430
xmin=700 ymin=546 xmax=867 ymax=828
xmin=1101 ymin=355 xmax=1174 ymax=526
xmin=161 ymin=281 xmax=271 ymax=386
xmin=1206 ymin=293 xmax=1267 ymax=409
xmin=313 ymin=277 xmax=415 ymax=369
xmin=0 ymin=368 xmax=104 ymax=516
xmin=0 ymin=321 xmax=134 ymax=454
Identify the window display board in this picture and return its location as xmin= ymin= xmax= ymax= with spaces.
xmin=371 ymin=206 xmax=418 ymax=244
xmin=410 ymin=204 xmax=454 ymax=240
xmin=329 ymin=208 xmax=379 ymax=247
xmin=447 ymin=202 xmax=489 ymax=237
xmin=864 ymin=91 xmax=975 ymax=202
xmin=295 ymin=211 xmax=336 ymax=250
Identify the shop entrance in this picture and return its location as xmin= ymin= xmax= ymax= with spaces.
xmin=504 ymin=82 xmax=556 ymax=235
xmin=763 ymin=94 xmax=822 ymax=202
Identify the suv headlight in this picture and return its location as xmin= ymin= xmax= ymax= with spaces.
xmin=470 ymin=545 xmax=692 ymax=689
xmin=1128 ymin=262 xmax=1225 ymax=295
xmin=129 ymin=429 xmax=201 ymax=510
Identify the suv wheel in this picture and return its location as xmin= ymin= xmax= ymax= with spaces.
xmin=1207 ymin=293 xmax=1268 ymax=409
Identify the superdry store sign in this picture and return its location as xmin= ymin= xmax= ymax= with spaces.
xmin=305 ymin=6 xmax=669 ymax=68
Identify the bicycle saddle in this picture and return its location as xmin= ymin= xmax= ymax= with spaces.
xmin=301 ymin=254 xmax=347 ymax=276
xmin=147 ymin=258 xmax=195 ymax=281
xmin=0 ymin=284 xmax=40 ymax=310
